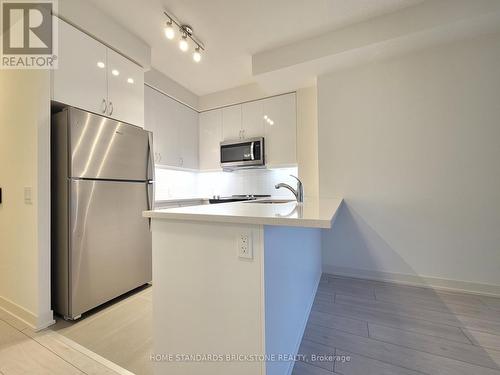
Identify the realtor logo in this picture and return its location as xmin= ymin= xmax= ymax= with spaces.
xmin=1 ymin=0 xmax=58 ymax=68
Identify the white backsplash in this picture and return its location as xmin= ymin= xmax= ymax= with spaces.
xmin=155 ymin=167 xmax=299 ymax=201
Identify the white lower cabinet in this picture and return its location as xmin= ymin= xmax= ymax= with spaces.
xmin=144 ymin=85 xmax=198 ymax=169
xmin=199 ymin=109 xmax=223 ymax=170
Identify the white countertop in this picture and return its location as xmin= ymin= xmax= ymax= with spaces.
xmin=143 ymin=197 xmax=343 ymax=229
xmin=155 ymin=197 xmax=209 ymax=205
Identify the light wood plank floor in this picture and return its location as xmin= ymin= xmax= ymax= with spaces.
xmin=3 ymin=276 xmax=500 ymax=375
xmin=293 ymin=274 xmax=500 ymax=375
xmin=51 ymin=285 xmax=153 ymax=375
xmin=0 ymin=311 xmax=131 ymax=375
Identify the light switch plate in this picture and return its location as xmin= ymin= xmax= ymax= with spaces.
xmin=238 ymin=233 xmax=253 ymax=259
xmin=24 ymin=187 xmax=32 ymax=204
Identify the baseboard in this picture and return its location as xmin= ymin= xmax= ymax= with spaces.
xmin=0 ymin=295 xmax=54 ymax=330
xmin=285 ymin=271 xmax=321 ymax=375
xmin=322 ymin=264 xmax=500 ymax=298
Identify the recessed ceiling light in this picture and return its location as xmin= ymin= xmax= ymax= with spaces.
xmin=112 ymin=69 xmax=119 ymax=76
xmin=97 ymin=61 xmax=105 ymax=68
xmin=127 ymin=78 xmax=134 ymax=84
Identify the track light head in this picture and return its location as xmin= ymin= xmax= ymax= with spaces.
xmin=193 ymin=46 xmax=201 ymax=62
xmin=164 ymin=19 xmax=175 ymax=40
xmin=179 ymin=33 xmax=189 ymax=52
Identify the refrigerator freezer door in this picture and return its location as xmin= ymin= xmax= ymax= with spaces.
xmin=69 ymin=179 xmax=152 ymax=318
xmin=68 ymin=108 xmax=150 ymax=181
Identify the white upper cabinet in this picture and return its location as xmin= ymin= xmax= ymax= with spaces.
xmin=52 ymin=19 xmax=144 ymax=127
xmin=221 ymin=102 xmax=266 ymax=141
xmin=179 ymin=104 xmax=199 ymax=169
xmin=52 ymin=19 xmax=107 ymax=115
xmin=199 ymin=110 xmax=223 ymax=170
xmin=222 ymin=105 xmax=242 ymax=141
xmin=106 ymin=49 xmax=144 ymax=127
xmin=144 ymin=86 xmax=198 ymax=170
xmin=262 ymin=93 xmax=297 ymax=167
xmin=241 ymin=100 xmax=265 ymax=139
xmin=201 ymin=94 xmax=297 ymax=169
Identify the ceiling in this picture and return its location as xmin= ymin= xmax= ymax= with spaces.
xmin=87 ymin=0 xmax=423 ymax=96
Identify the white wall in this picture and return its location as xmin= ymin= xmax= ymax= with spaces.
xmin=145 ymin=69 xmax=199 ymax=110
xmin=199 ymin=82 xmax=280 ymax=111
xmin=154 ymin=167 xmax=299 ymax=201
xmin=319 ymin=32 xmax=500 ymax=294
xmin=57 ymin=0 xmax=151 ymax=68
xmin=0 ymin=70 xmax=52 ymax=328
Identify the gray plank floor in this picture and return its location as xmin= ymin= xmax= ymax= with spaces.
xmin=293 ymin=274 xmax=500 ymax=375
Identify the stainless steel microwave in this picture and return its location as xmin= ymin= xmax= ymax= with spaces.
xmin=220 ymin=137 xmax=265 ymax=169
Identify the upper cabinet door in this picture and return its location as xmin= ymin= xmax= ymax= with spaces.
xmin=222 ymin=105 xmax=242 ymax=141
xmin=199 ymin=109 xmax=223 ymax=170
xmin=262 ymin=93 xmax=297 ymax=167
xmin=242 ymin=100 xmax=264 ymax=139
xmin=155 ymin=92 xmax=181 ymax=167
xmin=179 ymin=105 xmax=199 ymax=169
xmin=52 ymin=19 xmax=107 ymax=115
xmin=106 ymin=49 xmax=145 ymax=127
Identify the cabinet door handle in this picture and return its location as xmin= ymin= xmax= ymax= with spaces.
xmin=108 ymin=101 xmax=114 ymax=116
xmin=101 ymin=99 xmax=107 ymax=114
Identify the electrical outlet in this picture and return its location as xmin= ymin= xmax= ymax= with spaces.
xmin=238 ymin=233 xmax=253 ymax=259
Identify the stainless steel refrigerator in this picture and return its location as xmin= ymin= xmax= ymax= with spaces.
xmin=51 ymin=107 xmax=154 ymax=320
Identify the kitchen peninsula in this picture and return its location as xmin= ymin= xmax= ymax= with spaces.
xmin=143 ymin=198 xmax=343 ymax=375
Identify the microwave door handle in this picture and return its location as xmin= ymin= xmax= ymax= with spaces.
xmin=250 ymin=141 xmax=255 ymax=160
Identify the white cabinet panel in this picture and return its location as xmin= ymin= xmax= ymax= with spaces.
xmin=145 ymin=86 xmax=178 ymax=165
xmin=179 ymin=105 xmax=199 ymax=169
xmin=199 ymin=109 xmax=223 ymax=170
xmin=144 ymin=86 xmax=198 ymax=169
xmin=106 ymin=49 xmax=144 ymax=127
xmin=52 ymin=19 xmax=144 ymax=127
xmin=52 ymin=19 xmax=107 ymax=115
xmin=222 ymin=105 xmax=242 ymax=141
xmin=242 ymin=100 xmax=265 ymax=139
xmin=262 ymin=93 xmax=297 ymax=166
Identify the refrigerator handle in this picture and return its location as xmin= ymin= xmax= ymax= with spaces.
xmin=147 ymin=131 xmax=155 ymax=231
xmin=147 ymin=132 xmax=155 ymax=182
xmin=146 ymin=181 xmax=154 ymax=231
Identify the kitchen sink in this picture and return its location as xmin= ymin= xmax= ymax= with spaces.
xmin=245 ymin=199 xmax=295 ymax=204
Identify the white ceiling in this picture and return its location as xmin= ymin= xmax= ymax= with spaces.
xmin=87 ymin=0 xmax=423 ymax=96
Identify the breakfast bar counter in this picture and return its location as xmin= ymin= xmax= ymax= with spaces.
xmin=143 ymin=197 xmax=343 ymax=375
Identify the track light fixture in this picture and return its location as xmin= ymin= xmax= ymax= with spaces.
xmin=163 ymin=11 xmax=205 ymax=63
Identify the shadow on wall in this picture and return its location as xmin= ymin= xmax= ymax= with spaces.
xmin=305 ymin=201 xmax=500 ymax=373
xmin=323 ymin=202 xmax=417 ymax=277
